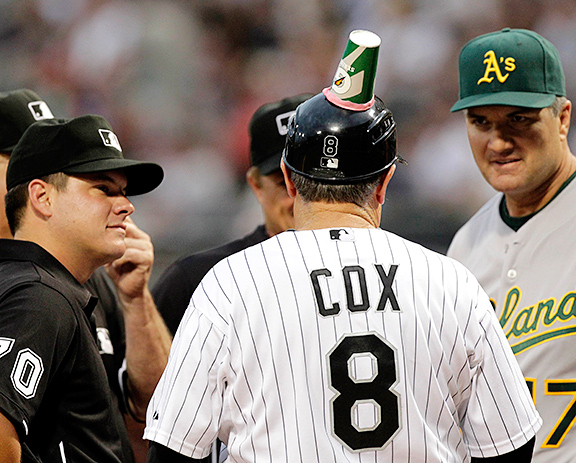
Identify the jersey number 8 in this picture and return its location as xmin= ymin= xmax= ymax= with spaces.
xmin=328 ymin=333 xmax=401 ymax=451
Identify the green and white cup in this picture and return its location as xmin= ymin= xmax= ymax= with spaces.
xmin=330 ymin=30 xmax=381 ymax=105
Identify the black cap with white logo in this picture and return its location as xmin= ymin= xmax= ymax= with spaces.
xmin=8 ymin=114 xmax=164 ymax=195
xmin=0 ymin=89 xmax=54 ymax=153
xmin=249 ymin=93 xmax=313 ymax=175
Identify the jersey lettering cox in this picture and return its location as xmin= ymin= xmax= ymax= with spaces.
xmin=311 ymin=264 xmax=400 ymax=316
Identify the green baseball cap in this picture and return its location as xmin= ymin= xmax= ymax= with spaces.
xmin=451 ymin=28 xmax=566 ymax=112
xmin=8 ymin=114 xmax=164 ymax=195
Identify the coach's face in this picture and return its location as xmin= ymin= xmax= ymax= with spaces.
xmin=51 ymin=170 xmax=135 ymax=266
xmin=465 ymin=102 xmax=570 ymax=207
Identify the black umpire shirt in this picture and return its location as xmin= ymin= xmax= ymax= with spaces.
xmin=0 ymin=239 xmax=128 ymax=463
xmin=85 ymin=267 xmax=134 ymax=462
xmin=153 ymin=225 xmax=270 ymax=334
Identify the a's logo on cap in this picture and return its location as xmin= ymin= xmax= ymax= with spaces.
xmin=99 ymin=129 xmax=122 ymax=152
xmin=477 ymin=50 xmax=516 ymax=85
xmin=27 ymin=101 xmax=54 ymax=121
xmin=275 ymin=110 xmax=296 ymax=136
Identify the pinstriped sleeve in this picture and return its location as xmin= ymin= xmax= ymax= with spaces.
xmin=460 ymin=279 xmax=542 ymax=458
xmin=144 ymin=265 xmax=231 ymax=459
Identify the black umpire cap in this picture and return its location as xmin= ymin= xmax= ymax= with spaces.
xmin=7 ymin=115 xmax=164 ymax=196
xmin=0 ymin=89 xmax=54 ymax=153
xmin=249 ymin=93 xmax=313 ymax=175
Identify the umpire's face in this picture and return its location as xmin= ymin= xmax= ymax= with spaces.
xmin=464 ymin=102 xmax=571 ymax=202
xmin=50 ymin=170 xmax=135 ymax=267
xmin=248 ymin=169 xmax=294 ymax=237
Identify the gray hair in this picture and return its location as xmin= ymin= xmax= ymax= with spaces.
xmin=549 ymin=96 xmax=568 ymax=117
xmin=290 ymin=171 xmax=381 ymax=208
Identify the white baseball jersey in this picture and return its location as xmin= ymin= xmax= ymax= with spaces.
xmin=448 ymin=177 xmax=576 ymax=463
xmin=145 ymin=227 xmax=540 ymax=462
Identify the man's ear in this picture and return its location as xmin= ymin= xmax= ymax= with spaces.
xmin=246 ymin=166 xmax=260 ymax=190
xmin=280 ymin=160 xmax=297 ymax=198
xmin=246 ymin=166 xmax=265 ymax=204
xmin=559 ymin=99 xmax=572 ymax=142
xmin=375 ymin=164 xmax=396 ymax=205
xmin=28 ymin=179 xmax=54 ymax=218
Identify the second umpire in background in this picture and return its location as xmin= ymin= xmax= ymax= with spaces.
xmin=152 ymin=93 xmax=312 ymax=335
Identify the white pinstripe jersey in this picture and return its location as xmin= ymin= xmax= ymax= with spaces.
xmin=145 ymin=227 xmax=541 ymax=462
xmin=448 ymin=178 xmax=576 ymax=463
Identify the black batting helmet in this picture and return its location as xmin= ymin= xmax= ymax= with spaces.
xmin=282 ymin=92 xmax=400 ymax=184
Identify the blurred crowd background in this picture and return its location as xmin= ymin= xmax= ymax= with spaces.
xmin=2 ymin=0 xmax=576 ymax=283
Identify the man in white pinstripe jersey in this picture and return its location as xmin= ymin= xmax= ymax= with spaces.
xmin=145 ymin=87 xmax=541 ymax=462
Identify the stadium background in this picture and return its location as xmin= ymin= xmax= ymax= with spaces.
xmin=2 ymin=0 xmax=576 ymax=284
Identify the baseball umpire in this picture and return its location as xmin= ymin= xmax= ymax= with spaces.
xmin=0 ymin=89 xmax=172 ymax=462
xmin=0 ymin=113 xmax=163 ymax=462
xmin=448 ymin=28 xmax=576 ymax=462
xmin=0 ymin=90 xmax=53 ymax=239
xmin=145 ymin=30 xmax=540 ymax=463
xmin=152 ymin=93 xmax=312 ymax=335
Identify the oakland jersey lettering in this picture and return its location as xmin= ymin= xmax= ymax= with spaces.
xmin=497 ymin=286 xmax=576 ymax=355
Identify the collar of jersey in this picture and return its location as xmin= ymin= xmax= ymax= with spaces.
xmin=500 ymin=169 xmax=576 ymax=231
